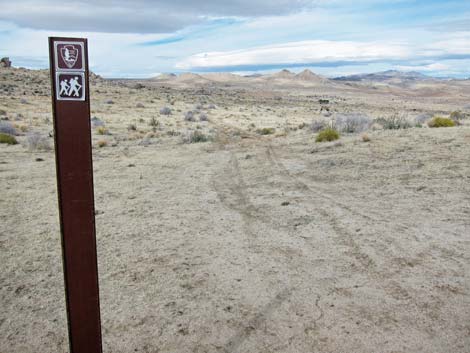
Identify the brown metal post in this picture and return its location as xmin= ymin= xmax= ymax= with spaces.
xmin=48 ymin=37 xmax=103 ymax=353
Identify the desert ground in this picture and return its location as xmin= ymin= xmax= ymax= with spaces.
xmin=1 ymin=66 xmax=470 ymax=353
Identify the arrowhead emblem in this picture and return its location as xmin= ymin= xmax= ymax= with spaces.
xmin=60 ymin=45 xmax=79 ymax=69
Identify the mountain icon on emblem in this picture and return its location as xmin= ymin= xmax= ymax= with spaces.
xmin=60 ymin=45 xmax=79 ymax=69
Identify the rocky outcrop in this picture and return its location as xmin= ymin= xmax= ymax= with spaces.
xmin=0 ymin=57 xmax=12 ymax=68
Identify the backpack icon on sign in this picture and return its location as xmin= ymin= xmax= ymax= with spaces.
xmin=60 ymin=45 xmax=78 ymax=68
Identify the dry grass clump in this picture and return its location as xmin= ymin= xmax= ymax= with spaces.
xmin=428 ymin=117 xmax=455 ymax=128
xmin=316 ymin=128 xmax=340 ymax=142
xmin=0 ymin=133 xmax=18 ymax=145
xmin=24 ymin=132 xmax=51 ymax=151
xmin=96 ymin=126 xmax=109 ymax=135
xmin=97 ymin=140 xmax=108 ymax=148
xmin=361 ymin=133 xmax=371 ymax=142
xmin=256 ymin=127 xmax=275 ymax=135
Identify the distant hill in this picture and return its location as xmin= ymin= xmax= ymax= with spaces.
xmin=268 ymin=69 xmax=296 ymax=79
xmin=295 ymin=69 xmax=326 ymax=82
xmin=333 ymin=70 xmax=433 ymax=82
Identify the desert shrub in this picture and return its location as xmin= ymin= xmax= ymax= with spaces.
xmin=91 ymin=117 xmax=104 ymax=127
xmin=184 ymin=111 xmax=195 ymax=122
xmin=335 ymin=113 xmax=371 ymax=133
xmin=0 ymin=121 xmax=17 ymax=135
xmin=257 ymin=127 xmax=275 ymax=135
xmin=316 ymin=128 xmax=340 ymax=142
xmin=183 ymin=130 xmax=209 ymax=143
xmin=208 ymin=104 xmax=217 ymax=109
xmin=127 ymin=123 xmax=137 ymax=131
xmin=414 ymin=113 xmax=432 ymax=126
xmin=450 ymin=111 xmax=465 ymax=121
xmin=361 ymin=133 xmax=371 ymax=142
xmin=428 ymin=117 xmax=455 ymax=128
xmin=97 ymin=126 xmax=108 ymax=135
xmin=97 ymin=140 xmax=107 ymax=148
xmin=311 ymin=119 xmax=328 ymax=132
xmin=160 ymin=107 xmax=172 ymax=115
xmin=375 ymin=114 xmax=411 ymax=129
xmin=199 ymin=113 xmax=208 ymax=122
xmin=148 ymin=116 xmax=159 ymax=131
xmin=194 ymin=104 xmax=203 ymax=110
xmin=136 ymin=103 xmax=145 ymax=108
xmin=24 ymin=132 xmax=51 ymax=151
xmin=105 ymin=99 xmax=114 ymax=104
xmin=0 ymin=133 xmax=18 ymax=145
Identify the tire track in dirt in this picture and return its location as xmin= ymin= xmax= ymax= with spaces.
xmin=263 ymin=144 xmax=378 ymax=271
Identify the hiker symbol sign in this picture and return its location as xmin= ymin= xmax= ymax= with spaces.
xmin=56 ymin=72 xmax=85 ymax=101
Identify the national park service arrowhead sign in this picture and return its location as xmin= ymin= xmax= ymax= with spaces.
xmin=49 ymin=37 xmax=102 ymax=353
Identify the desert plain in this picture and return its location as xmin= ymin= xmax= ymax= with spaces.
xmin=1 ymin=66 xmax=470 ymax=352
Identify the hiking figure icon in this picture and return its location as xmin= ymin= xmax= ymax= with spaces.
xmin=59 ymin=79 xmax=70 ymax=95
xmin=69 ymin=77 xmax=82 ymax=97
xmin=57 ymin=74 xmax=84 ymax=100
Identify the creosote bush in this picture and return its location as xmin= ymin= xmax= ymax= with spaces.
xmin=256 ymin=127 xmax=275 ymax=135
xmin=0 ymin=133 xmax=18 ymax=145
xmin=316 ymin=128 xmax=340 ymax=142
xmin=183 ymin=130 xmax=210 ymax=143
xmin=375 ymin=114 xmax=411 ymax=130
xmin=428 ymin=117 xmax=455 ymax=128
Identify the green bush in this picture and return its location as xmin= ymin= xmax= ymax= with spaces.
xmin=256 ymin=127 xmax=275 ymax=135
xmin=316 ymin=128 xmax=340 ymax=142
xmin=428 ymin=117 xmax=455 ymax=128
xmin=0 ymin=133 xmax=18 ymax=145
xmin=185 ymin=131 xmax=209 ymax=143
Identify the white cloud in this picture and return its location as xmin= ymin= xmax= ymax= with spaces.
xmin=176 ymin=40 xmax=412 ymax=69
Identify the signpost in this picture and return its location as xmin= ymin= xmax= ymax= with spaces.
xmin=49 ymin=37 xmax=103 ymax=353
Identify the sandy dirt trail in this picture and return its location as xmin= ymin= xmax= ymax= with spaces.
xmin=1 ymin=127 xmax=470 ymax=353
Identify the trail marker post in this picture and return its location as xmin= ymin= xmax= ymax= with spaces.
xmin=48 ymin=37 xmax=103 ymax=353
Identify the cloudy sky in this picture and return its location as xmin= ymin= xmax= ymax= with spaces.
xmin=1 ymin=0 xmax=470 ymax=78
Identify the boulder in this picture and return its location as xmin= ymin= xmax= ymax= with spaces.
xmin=0 ymin=57 xmax=12 ymax=68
